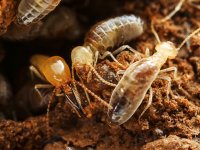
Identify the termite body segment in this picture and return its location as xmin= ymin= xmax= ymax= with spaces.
xmin=71 ymin=15 xmax=144 ymax=85
xmin=17 ymin=0 xmax=61 ymax=25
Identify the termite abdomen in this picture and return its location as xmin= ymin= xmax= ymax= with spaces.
xmin=17 ymin=0 xmax=61 ymax=25
xmin=84 ymin=15 xmax=144 ymax=54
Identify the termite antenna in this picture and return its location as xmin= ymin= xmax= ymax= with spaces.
xmin=73 ymin=80 xmax=113 ymax=109
xmin=88 ymin=64 xmax=117 ymax=87
xmin=177 ymin=27 xmax=200 ymax=51
xmin=151 ymin=21 xmax=161 ymax=43
xmin=46 ymin=89 xmax=56 ymax=139
xmin=160 ymin=0 xmax=185 ymax=22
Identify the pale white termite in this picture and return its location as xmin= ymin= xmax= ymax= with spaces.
xmin=16 ymin=0 xmax=61 ymax=25
xmin=107 ymin=22 xmax=200 ymax=125
xmin=71 ymin=15 xmax=144 ymax=87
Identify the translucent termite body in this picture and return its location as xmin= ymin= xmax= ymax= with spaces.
xmin=71 ymin=15 xmax=144 ymax=86
xmin=17 ymin=0 xmax=61 ymax=25
xmin=108 ymin=26 xmax=200 ymax=125
xmin=108 ymin=42 xmax=177 ymax=125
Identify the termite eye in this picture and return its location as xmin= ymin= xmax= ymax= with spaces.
xmin=41 ymin=56 xmax=71 ymax=87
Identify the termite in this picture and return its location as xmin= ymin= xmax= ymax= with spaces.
xmin=107 ymin=21 xmax=200 ymax=125
xmin=16 ymin=0 xmax=61 ymax=25
xmin=71 ymin=15 xmax=144 ymax=88
xmin=29 ymin=54 xmax=111 ymax=138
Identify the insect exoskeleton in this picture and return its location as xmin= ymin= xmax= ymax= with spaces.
xmin=30 ymin=54 xmax=112 ymax=138
xmin=107 ymin=21 xmax=200 ymax=125
xmin=71 ymin=15 xmax=144 ymax=87
xmin=16 ymin=0 xmax=61 ymax=25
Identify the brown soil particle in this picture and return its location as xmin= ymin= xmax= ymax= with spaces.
xmin=141 ymin=135 xmax=200 ymax=150
xmin=0 ymin=0 xmax=16 ymax=35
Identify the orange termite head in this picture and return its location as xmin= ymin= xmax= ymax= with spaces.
xmin=40 ymin=56 xmax=71 ymax=87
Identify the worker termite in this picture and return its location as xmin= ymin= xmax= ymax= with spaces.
xmin=71 ymin=14 xmax=144 ymax=89
xmin=16 ymin=0 xmax=61 ymax=25
xmin=107 ymin=22 xmax=200 ymax=125
xmin=29 ymin=54 xmax=111 ymax=138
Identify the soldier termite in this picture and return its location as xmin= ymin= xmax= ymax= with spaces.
xmin=29 ymin=54 xmax=111 ymax=138
xmin=71 ymin=15 xmax=144 ymax=88
xmin=16 ymin=0 xmax=61 ymax=25
xmin=107 ymin=22 xmax=200 ymax=125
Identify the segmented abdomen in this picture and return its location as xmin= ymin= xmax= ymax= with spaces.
xmin=17 ymin=0 xmax=61 ymax=25
xmin=84 ymin=15 xmax=144 ymax=54
xmin=108 ymin=59 xmax=159 ymax=125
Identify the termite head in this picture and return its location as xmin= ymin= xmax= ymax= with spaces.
xmin=40 ymin=56 xmax=71 ymax=87
xmin=71 ymin=46 xmax=93 ymax=67
xmin=155 ymin=41 xmax=178 ymax=59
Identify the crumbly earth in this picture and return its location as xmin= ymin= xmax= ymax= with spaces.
xmin=0 ymin=0 xmax=17 ymax=35
xmin=0 ymin=0 xmax=199 ymax=150
xmin=141 ymin=135 xmax=200 ymax=150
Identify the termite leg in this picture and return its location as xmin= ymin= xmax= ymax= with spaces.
xmin=34 ymin=84 xmax=54 ymax=100
xmin=82 ymin=50 xmax=117 ymax=87
xmin=160 ymin=0 xmax=185 ymax=22
xmin=94 ymin=51 xmax=99 ymax=68
xmin=138 ymin=87 xmax=153 ymax=121
xmin=73 ymin=80 xmax=112 ymax=109
xmin=46 ymin=88 xmax=56 ymax=139
xmin=160 ymin=67 xmax=192 ymax=99
xmin=88 ymin=64 xmax=117 ymax=87
xmin=71 ymin=66 xmax=85 ymax=110
xmin=78 ymin=80 xmax=91 ymax=105
xmin=85 ymin=61 xmax=117 ymax=87
xmin=100 ymin=51 xmax=126 ymax=69
xmin=75 ymin=73 xmax=93 ymax=117
xmin=157 ymin=76 xmax=173 ymax=99
xmin=62 ymin=89 xmax=81 ymax=117
xmin=86 ymin=51 xmax=98 ymax=82
xmin=177 ymin=83 xmax=192 ymax=99
xmin=29 ymin=65 xmax=46 ymax=81
xmin=116 ymin=70 xmax=126 ymax=80
xmin=112 ymin=45 xmax=145 ymax=58
xmin=159 ymin=67 xmax=178 ymax=80
xmin=79 ymin=80 xmax=91 ymax=106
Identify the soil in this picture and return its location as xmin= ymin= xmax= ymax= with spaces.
xmin=0 ymin=0 xmax=199 ymax=150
